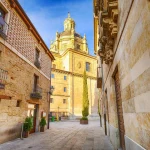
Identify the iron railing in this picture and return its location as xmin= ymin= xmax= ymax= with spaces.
xmin=0 ymin=68 xmax=8 ymax=89
xmin=34 ymin=59 xmax=41 ymax=69
xmin=30 ymin=86 xmax=42 ymax=99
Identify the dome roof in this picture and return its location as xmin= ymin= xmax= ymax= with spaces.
xmin=59 ymin=30 xmax=83 ymax=38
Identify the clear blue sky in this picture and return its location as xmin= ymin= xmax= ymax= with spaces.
xmin=18 ymin=0 xmax=94 ymax=55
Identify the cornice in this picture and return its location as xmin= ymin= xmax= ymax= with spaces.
xmin=9 ymin=0 xmax=55 ymax=61
xmin=51 ymin=94 xmax=70 ymax=97
xmin=52 ymin=68 xmax=97 ymax=80
xmin=52 ymin=68 xmax=71 ymax=75
xmin=51 ymin=48 xmax=96 ymax=60
xmin=62 ymin=48 xmax=97 ymax=60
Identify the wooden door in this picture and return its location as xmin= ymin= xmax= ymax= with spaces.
xmin=114 ymin=71 xmax=125 ymax=150
xmin=104 ymin=113 xmax=107 ymax=135
xmin=105 ymin=91 xmax=110 ymax=136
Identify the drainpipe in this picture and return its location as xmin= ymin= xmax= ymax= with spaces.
xmin=98 ymin=41 xmax=105 ymax=127
xmin=48 ymin=60 xmax=52 ymax=129
xmin=47 ymin=92 xmax=50 ymax=129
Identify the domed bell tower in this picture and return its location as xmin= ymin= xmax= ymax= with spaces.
xmin=64 ymin=12 xmax=75 ymax=31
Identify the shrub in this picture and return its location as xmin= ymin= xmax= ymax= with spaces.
xmin=81 ymin=116 xmax=88 ymax=120
xmin=40 ymin=117 xmax=46 ymax=127
xmin=23 ymin=117 xmax=33 ymax=132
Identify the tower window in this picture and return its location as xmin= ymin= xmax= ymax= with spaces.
xmin=63 ymin=99 xmax=66 ymax=104
xmin=64 ymin=87 xmax=67 ymax=92
xmin=86 ymin=62 xmax=90 ymax=72
xmin=64 ymin=76 xmax=67 ymax=80
xmin=51 ymin=74 xmax=55 ymax=78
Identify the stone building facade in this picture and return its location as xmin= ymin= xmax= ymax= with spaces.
xmin=0 ymin=0 xmax=54 ymax=143
xmin=94 ymin=0 xmax=150 ymax=150
xmin=50 ymin=13 xmax=98 ymax=119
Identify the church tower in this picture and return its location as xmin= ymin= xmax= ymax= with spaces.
xmin=50 ymin=13 xmax=89 ymax=54
xmin=49 ymin=13 xmax=98 ymax=119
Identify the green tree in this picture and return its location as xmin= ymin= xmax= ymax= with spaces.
xmin=82 ymin=70 xmax=89 ymax=120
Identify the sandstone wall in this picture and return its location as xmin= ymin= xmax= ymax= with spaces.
xmin=103 ymin=0 xmax=150 ymax=149
xmin=0 ymin=0 xmax=52 ymax=144
xmin=2 ymin=0 xmax=51 ymax=78
xmin=0 ymin=44 xmax=50 ymax=143
xmin=50 ymin=71 xmax=69 ymax=114
xmin=51 ymin=70 xmax=98 ymax=117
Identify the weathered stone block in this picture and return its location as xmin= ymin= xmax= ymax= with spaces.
xmin=121 ymin=85 xmax=131 ymax=101
xmin=122 ymin=98 xmax=135 ymax=113
xmin=0 ymin=113 xmax=8 ymax=122
xmin=139 ymin=128 xmax=150 ymax=150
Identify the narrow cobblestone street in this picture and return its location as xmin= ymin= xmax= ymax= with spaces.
xmin=0 ymin=120 xmax=114 ymax=150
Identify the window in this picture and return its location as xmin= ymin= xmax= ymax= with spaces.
xmin=33 ymin=74 xmax=39 ymax=92
xmin=76 ymin=44 xmax=80 ymax=49
xmin=53 ymin=64 xmax=56 ymax=69
xmin=0 ymin=6 xmax=8 ymax=39
xmin=63 ymin=99 xmax=66 ymax=104
xmin=16 ymin=100 xmax=21 ymax=107
xmin=50 ymin=98 xmax=53 ymax=103
xmin=64 ymin=87 xmax=67 ymax=92
xmin=86 ymin=62 xmax=90 ymax=72
xmin=35 ymin=48 xmax=40 ymax=61
xmin=51 ymin=74 xmax=55 ymax=78
xmin=34 ymin=48 xmax=41 ymax=69
xmin=64 ymin=76 xmax=67 ymax=80
xmin=0 ymin=49 xmax=2 ymax=60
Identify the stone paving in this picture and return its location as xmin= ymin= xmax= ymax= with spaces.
xmin=0 ymin=120 xmax=114 ymax=150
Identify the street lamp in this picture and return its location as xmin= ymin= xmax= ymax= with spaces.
xmin=49 ymin=86 xmax=55 ymax=95
xmin=48 ymin=86 xmax=55 ymax=129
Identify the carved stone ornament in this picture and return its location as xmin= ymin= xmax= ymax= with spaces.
xmin=97 ymin=0 xmax=118 ymax=64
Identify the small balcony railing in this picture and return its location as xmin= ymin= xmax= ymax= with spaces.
xmin=0 ymin=68 xmax=8 ymax=89
xmin=34 ymin=59 xmax=41 ymax=69
xmin=0 ymin=17 xmax=8 ymax=40
xmin=30 ymin=86 xmax=42 ymax=99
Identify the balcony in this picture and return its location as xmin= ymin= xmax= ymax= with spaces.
xmin=0 ymin=17 xmax=8 ymax=40
xmin=30 ymin=86 xmax=42 ymax=99
xmin=0 ymin=68 xmax=8 ymax=89
xmin=34 ymin=59 xmax=41 ymax=69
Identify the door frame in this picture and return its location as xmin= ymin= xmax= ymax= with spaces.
xmin=28 ymin=104 xmax=37 ymax=134
xmin=113 ymin=67 xmax=125 ymax=150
